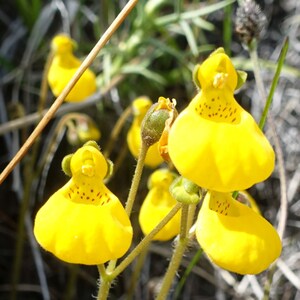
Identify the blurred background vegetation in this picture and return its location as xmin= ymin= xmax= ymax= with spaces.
xmin=1 ymin=0 xmax=300 ymax=299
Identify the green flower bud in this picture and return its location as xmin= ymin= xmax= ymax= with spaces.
xmin=141 ymin=97 xmax=177 ymax=148
xmin=170 ymin=177 xmax=202 ymax=204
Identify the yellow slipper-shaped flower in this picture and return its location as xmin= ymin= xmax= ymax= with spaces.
xmin=196 ymin=190 xmax=281 ymax=275
xmin=139 ymin=169 xmax=181 ymax=241
xmin=168 ymin=48 xmax=275 ymax=192
xmin=48 ymin=34 xmax=97 ymax=102
xmin=127 ymin=97 xmax=164 ymax=168
xmin=34 ymin=141 xmax=132 ymax=265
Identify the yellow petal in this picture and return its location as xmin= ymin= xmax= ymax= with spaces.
xmin=197 ymin=48 xmax=238 ymax=92
xmin=48 ymin=34 xmax=96 ymax=102
xmin=168 ymin=51 xmax=275 ymax=192
xmin=139 ymin=169 xmax=181 ymax=241
xmin=34 ymin=143 xmax=132 ymax=265
xmin=237 ymin=190 xmax=261 ymax=214
xmin=196 ymin=191 xmax=282 ymax=274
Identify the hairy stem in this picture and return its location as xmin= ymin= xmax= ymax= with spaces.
xmin=112 ymin=203 xmax=182 ymax=278
xmin=156 ymin=204 xmax=196 ymax=300
xmin=125 ymin=141 xmax=148 ymax=216
xmin=97 ymin=265 xmax=111 ymax=300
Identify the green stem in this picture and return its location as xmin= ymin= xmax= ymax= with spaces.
xmin=126 ymin=243 xmax=150 ymax=300
xmin=97 ymin=265 xmax=112 ymax=300
xmin=104 ymin=140 xmax=148 ymax=272
xmin=174 ymin=248 xmax=203 ymax=299
xmin=96 ymin=203 xmax=182 ymax=300
xmin=156 ymin=204 xmax=196 ymax=300
xmin=258 ymin=38 xmax=289 ymax=129
xmin=112 ymin=203 xmax=182 ymax=278
xmin=96 ymin=140 xmax=149 ymax=300
xmin=125 ymin=141 xmax=148 ymax=216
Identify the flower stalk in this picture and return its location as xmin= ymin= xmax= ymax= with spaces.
xmin=125 ymin=141 xmax=149 ymax=216
xmin=156 ymin=203 xmax=197 ymax=300
xmin=96 ymin=203 xmax=182 ymax=300
xmin=97 ymin=265 xmax=112 ymax=300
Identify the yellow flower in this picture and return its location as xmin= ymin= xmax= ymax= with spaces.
xmin=139 ymin=169 xmax=181 ymax=241
xmin=168 ymin=48 xmax=275 ymax=192
xmin=66 ymin=115 xmax=101 ymax=146
xmin=34 ymin=142 xmax=132 ymax=265
xmin=196 ymin=190 xmax=282 ymax=274
xmin=77 ymin=119 xmax=101 ymax=143
xmin=48 ymin=34 xmax=97 ymax=102
xmin=127 ymin=97 xmax=164 ymax=168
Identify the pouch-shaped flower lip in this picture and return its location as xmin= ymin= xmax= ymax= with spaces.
xmin=196 ymin=191 xmax=282 ymax=275
xmin=34 ymin=143 xmax=133 ymax=265
xmin=168 ymin=49 xmax=275 ymax=192
xmin=139 ymin=169 xmax=181 ymax=241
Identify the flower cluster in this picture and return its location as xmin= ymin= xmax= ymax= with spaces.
xmin=35 ymin=45 xmax=281 ymax=278
xmin=168 ymin=48 xmax=281 ymax=274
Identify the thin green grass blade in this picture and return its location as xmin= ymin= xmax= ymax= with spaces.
xmin=156 ymin=0 xmax=236 ymax=26
xmin=192 ymin=17 xmax=215 ymax=31
xmin=259 ymin=37 xmax=289 ymax=129
xmin=223 ymin=2 xmax=233 ymax=55
xmin=180 ymin=20 xmax=199 ymax=57
xmin=174 ymin=248 xmax=203 ymax=299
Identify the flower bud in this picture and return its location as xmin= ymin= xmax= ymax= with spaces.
xmin=170 ymin=177 xmax=201 ymax=204
xmin=141 ymin=96 xmax=177 ymax=148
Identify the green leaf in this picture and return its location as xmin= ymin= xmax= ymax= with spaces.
xmin=155 ymin=0 xmax=236 ymax=26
